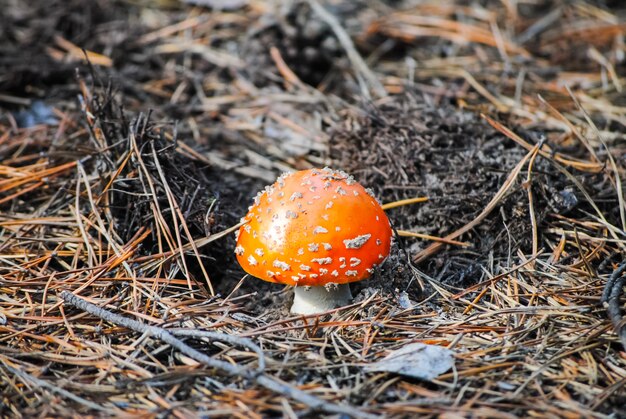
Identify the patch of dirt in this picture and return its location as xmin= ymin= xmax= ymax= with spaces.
xmin=0 ymin=0 xmax=141 ymax=94
xmin=330 ymin=95 xmax=604 ymax=288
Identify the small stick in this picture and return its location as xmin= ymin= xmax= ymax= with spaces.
xmin=60 ymin=291 xmax=375 ymax=418
xmin=565 ymin=86 xmax=626 ymax=233
xmin=168 ymin=328 xmax=266 ymax=373
xmin=61 ymin=291 xmax=252 ymax=373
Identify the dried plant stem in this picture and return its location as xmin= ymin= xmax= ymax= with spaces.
xmin=382 ymin=196 xmax=428 ymax=210
xmin=150 ymin=143 xmax=214 ymax=295
xmin=525 ymin=145 xmax=541 ymax=263
xmin=565 ymin=87 xmax=626 ymax=233
xmin=396 ymin=230 xmax=468 ymax=246
xmin=60 ymin=291 xmax=375 ymax=418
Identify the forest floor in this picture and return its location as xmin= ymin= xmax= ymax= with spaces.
xmin=1 ymin=0 xmax=625 ymax=417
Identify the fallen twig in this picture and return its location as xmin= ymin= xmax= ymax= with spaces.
xmin=60 ymin=291 xmax=376 ymax=418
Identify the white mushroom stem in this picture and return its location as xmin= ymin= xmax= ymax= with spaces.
xmin=291 ymin=283 xmax=353 ymax=315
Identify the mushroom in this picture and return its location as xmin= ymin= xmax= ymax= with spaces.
xmin=235 ymin=168 xmax=392 ymax=315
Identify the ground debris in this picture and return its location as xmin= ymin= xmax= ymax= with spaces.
xmin=1 ymin=0 xmax=625 ymax=417
xmin=364 ymin=342 xmax=455 ymax=380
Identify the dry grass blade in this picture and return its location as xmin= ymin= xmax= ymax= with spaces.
xmin=149 ymin=142 xmax=214 ymax=295
xmin=396 ymin=229 xmax=468 ymax=246
xmin=525 ymin=145 xmax=541 ymax=262
xmin=381 ymin=196 xmax=429 ymax=210
xmin=482 ymin=114 xmax=603 ymax=173
xmin=565 ymin=86 xmax=626 ymax=233
xmin=369 ymin=11 xmax=528 ymax=56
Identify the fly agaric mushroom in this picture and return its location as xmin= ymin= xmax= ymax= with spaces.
xmin=235 ymin=168 xmax=392 ymax=315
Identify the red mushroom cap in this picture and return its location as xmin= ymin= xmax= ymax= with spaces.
xmin=235 ymin=168 xmax=392 ymax=287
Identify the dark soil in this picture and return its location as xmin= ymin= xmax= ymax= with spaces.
xmin=330 ymin=96 xmax=609 ymax=289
